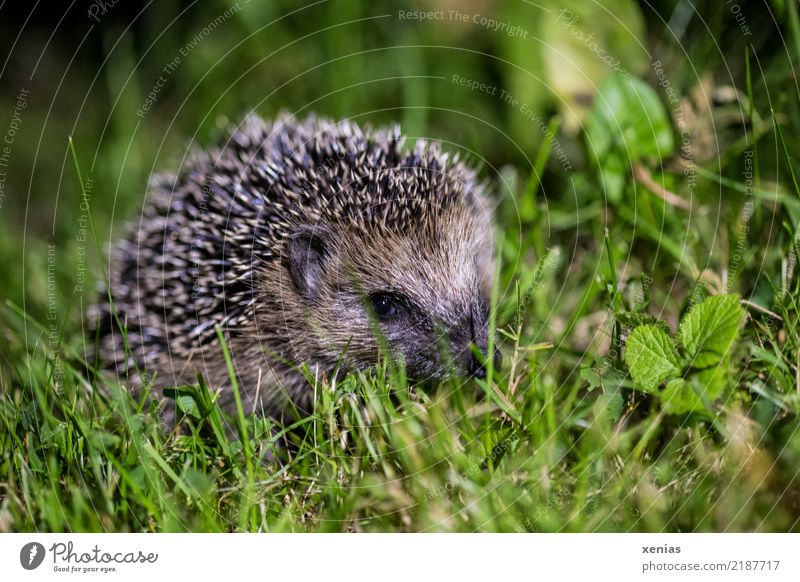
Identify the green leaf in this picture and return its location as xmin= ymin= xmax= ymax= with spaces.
xmin=539 ymin=0 xmax=648 ymax=131
xmin=175 ymin=395 xmax=201 ymax=420
xmin=616 ymin=311 xmax=669 ymax=332
xmin=585 ymin=74 xmax=676 ymax=202
xmin=690 ymin=366 xmax=729 ymax=402
xmin=661 ymin=378 xmax=706 ymax=415
xmin=499 ymin=0 xmax=647 ymax=144
xmin=624 ymin=324 xmax=681 ymax=392
xmin=582 ymin=360 xmax=627 ymax=420
xmin=679 ymin=295 xmax=744 ymax=368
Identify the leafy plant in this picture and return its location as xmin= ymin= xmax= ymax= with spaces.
xmin=585 ymin=73 xmax=676 ymax=202
xmin=624 ymin=295 xmax=745 ymax=414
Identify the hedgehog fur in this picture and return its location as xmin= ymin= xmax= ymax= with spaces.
xmin=93 ymin=114 xmax=497 ymax=420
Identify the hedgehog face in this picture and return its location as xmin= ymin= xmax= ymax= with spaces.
xmin=283 ymin=205 xmax=499 ymax=381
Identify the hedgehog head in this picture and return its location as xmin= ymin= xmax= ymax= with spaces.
xmin=277 ymin=145 xmax=498 ymax=382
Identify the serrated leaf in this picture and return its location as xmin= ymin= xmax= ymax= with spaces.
xmin=661 ymin=378 xmax=706 ymax=415
xmin=616 ymin=311 xmax=669 ymax=332
xmin=624 ymin=324 xmax=681 ymax=392
xmin=679 ymin=295 xmax=744 ymax=368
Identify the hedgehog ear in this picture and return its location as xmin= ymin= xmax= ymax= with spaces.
xmin=284 ymin=224 xmax=332 ymax=301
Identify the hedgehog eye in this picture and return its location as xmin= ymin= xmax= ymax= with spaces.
xmin=370 ymin=292 xmax=406 ymax=320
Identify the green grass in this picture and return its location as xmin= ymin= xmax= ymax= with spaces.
xmin=2 ymin=287 xmax=799 ymax=532
xmin=2 ymin=0 xmax=800 ymax=532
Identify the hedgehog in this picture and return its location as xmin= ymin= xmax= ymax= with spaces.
xmin=92 ymin=114 xmax=499 ymax=421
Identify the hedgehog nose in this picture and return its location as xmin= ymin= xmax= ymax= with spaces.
xmin=468 ymin=346 xmax=502 ymax=379
xmin=469 ymin=353 xmax=487 ymax=379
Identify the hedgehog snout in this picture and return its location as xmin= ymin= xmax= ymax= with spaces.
xmin=459 ymin=339 xmax=502 ymax=379
xmin=449 ymin=308 xmax=501 ymax=379
xmin=466 ymin=345 xmax=503 ymax=379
